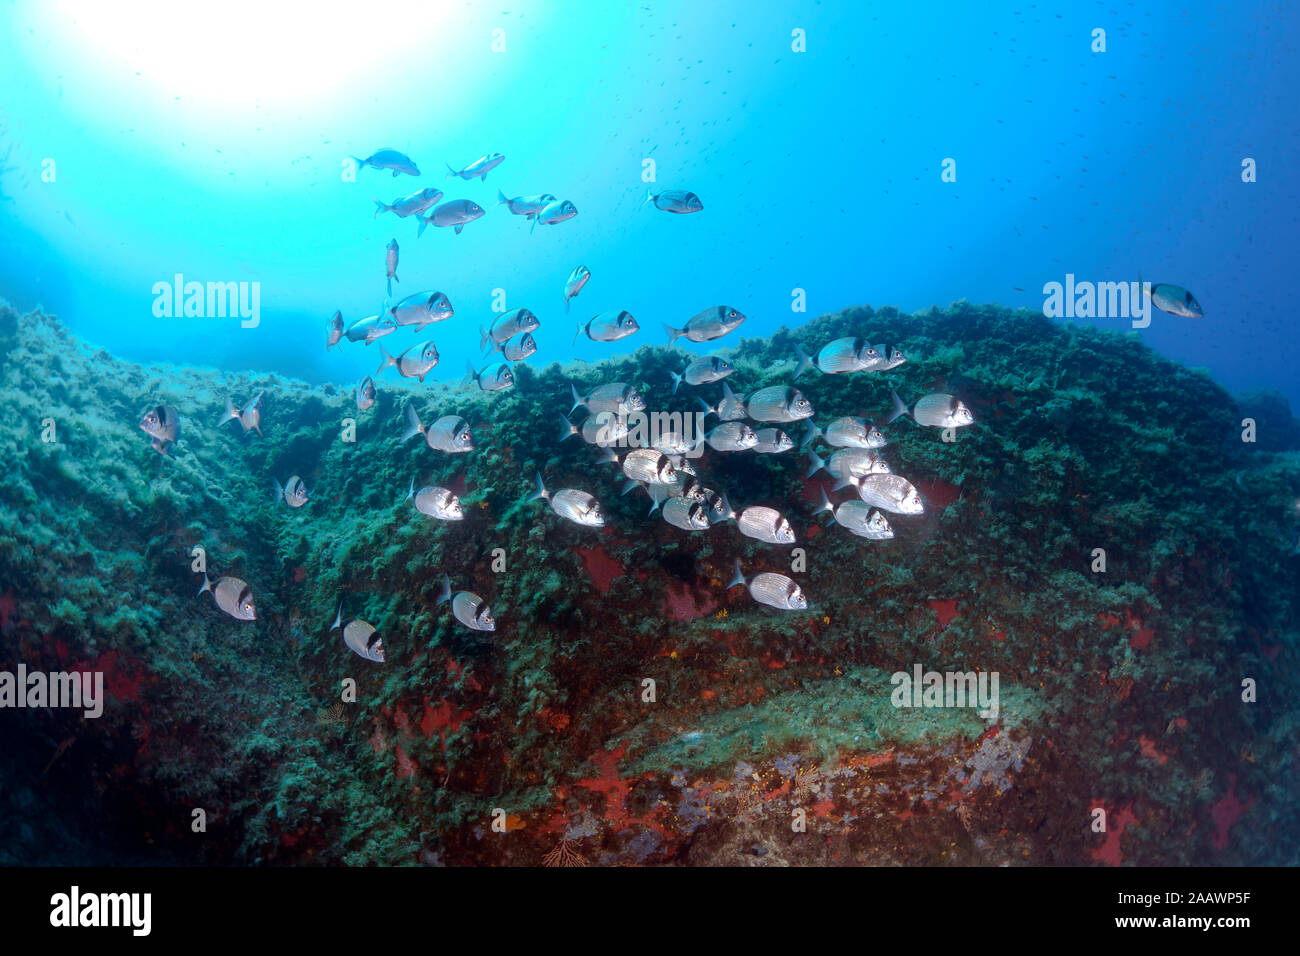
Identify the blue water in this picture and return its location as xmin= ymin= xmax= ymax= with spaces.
xmin=2 ymin=1 xmax=1296 ymax=406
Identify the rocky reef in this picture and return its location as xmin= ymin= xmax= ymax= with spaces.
xmin=1 ymin=298 xmax=1297 ymax=866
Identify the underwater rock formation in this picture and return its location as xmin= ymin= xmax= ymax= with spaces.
xmin=1 ymin=298 xmax=1297 ymax=866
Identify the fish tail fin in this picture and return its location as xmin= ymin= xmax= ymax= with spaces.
xmin=794 ymin=344 xmax=813 ymax=380
xmin=573 ymin=321 xmax=582 ymax=346
xmin=887 ymin=388 xmax=909 ymax=424
xmin=815 ymin=486 xmax=835 ymax=517
xmin=647 ymin=496 xmax=661 ymax=516
xmin=460 ymin=361 xmax=475 ymax=388
xmin=569 ymin=382 xmax=585 ymax=414
xmin=832 ymin=474 xmax=855 ymax=493
xmin=401 ymin=403 xmax=424 ymax=442
xmin=405 ymin=475 xmax=415 ymax=502
xmin=806 ymin=450 xmax=826 ymax=479
xmin=662 ymin=322 xmax=683 ymax=345
xmin=727 ymin=560 xmax=745 ymax=590
xmin=641 ymin=189 xmax=654 ymax=210
xmin=331 ymin=602 xmax=342 ymax=632
xmin=670 ymin=370 xmax=683 ymax=394
xmin=597 ymin=448 xmax=619 ymax=467
xmin=695 ymin=397 xmax=715 ymax=421
xmin=272 ymin=476 xmax=283 ymax=505
xmin=350 ymin=156 xmax=366 ymax=172
xmin=437 ymin=574 xmax=452 ymax=605
xmin=376 ymin=344 xmax=396 ymax=376
xmin=530 ymin=215 xmax=538 ymax=235
xmin=219 ymin=395 xmax=237 ymax=427
xmin=528 ymin=472 xmax=549 ymax=503
xmin=454 ymin=224 xmax=464 ymax=235
xmin=372 ymin=199 xmax=388 ymax=218
xmin=801 ymin=420 xmax=821 ymax=449
xmin=620 ymin=479 xmax=641 ymax=496
xmin=478 ymin=326 xmax=490 ymax=353
xmin=557 ymin=414 xmax=577 ymax=443
xmin=416 ymin=214 xmax=429 ymax=238
xmin=445 ymin=163 xmax=458 ymax=178
xmin=496 ymin=188 xmax=507 ymax=206
xmin=197 ymin=572 xmax=212 ymax=597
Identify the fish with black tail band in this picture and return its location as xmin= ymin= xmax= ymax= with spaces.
xmin=794 ymin=338 xmax=884 ymax=379
xmin=402 ymin=405 xmax=474 ymax=453
xmin=888 ymin=389 xmax=974 ymax=428
xmin=642 ymin=188 xmax=703 ymax=214
xmin=140 ymin=404 xmax=180 ymax=456
xmin=355 ymin=375 xmax=376 ymax=411
xmin=696 ymin=381 xmax=747 ymax=421
xmin=570 ymin=381 xmax=645 ymax=416
xmin=728 ymin=560 xmax=806 ymax=610
xmin=530 ymin=199 xmax=578 ymax=233
xmin=814 ymin=488 xmax=894 ymax=540
xmin=273 ymin=475 xmax=309 ymax=508
xmin=480 ymin=308 xmax=540 ymax=352
xmin=664 ymin=305 xmax=745 ymax=345
xmin=463 ymin=361 xmax=514 ymax=392
xmin=416 ymin=199 xmax=486 ymax=237
xmin=530 ymin=473 xmax=604 ymax=527
xmin=671 ymin=356 xmax=734 ymax=393
xmin=705 ymin=421 xmax=758 ymax=452
xmin=406 ymin=476 xmax=463 ymax=521
xmin=438 ymin=574 xmax=496 ymax=631
xmin=326 ymin=310 xmax=344 ymax=349
xmin=497 ymin=189 xmax=554 ymax=218
xmin=390 ymin=291 xmax=453 ymax=330
xmin=219 ymin=393 xmax=264 ymax=436
xmin=752 ymin=428 xmax=795 ymax=455
xmin=374 ymin=186 xmax=443 ymax=219
xmin=563 ymin=265 xmax=591 ymax=314
xmin=662 ymin=497 xmax=711 ymax=531
xmin=385 ymin=239 xmax=400 ymax=296
xmin=745 ymin=386 xmax=814 ymax=424
xmin=803 ymin=417 xmax=887 ymax=450
xmin=332 ymin=603 xmax=384 ymax=662
xmin=833 ymin=472 xmax=925 ymax=515
xmin=806 ymin=447 xmax=890 ymax=480
xmin=198 ymin=572 xmax=255 ymax=621
xmin=575 ymin=310 xmax=639 ymax=344
xmin=446 ymin=153 xmax=505 ymax=182
xmin=351 ymin=147 xmax=420 ymax=177
xmin=376 ymin=340 xmax=439 ymax=381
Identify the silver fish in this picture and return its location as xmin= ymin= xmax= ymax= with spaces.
xmin=727 ymin=560 xmax=806 ymax=610
xmin=662 ymin=497 xmax=711 ymax=531
xmin=889 ymin=390 xmax=974 ymax=428
xmin=814 ymin=489 xmax=894 ymax=540
xmin=618 ymin=448 xmax=677 ymax=484
xmin=494 ymin=331 xmax=538 ymax=362
xmin=220 ymin=393 xmax=264 ymax=436
xmin=652 ymin=430 xmax=702 ymax=458
xmin=464 ymin=361 xmax=514 ymax=392
xmin=576 ymin=310 xmax=639 ymax=344
xmin=274 ymin=474 xmax=309 ymax=508
xmin=407 ymin=477 xmax=464 ymax=521
xmin=563 ymin=265 xmax=591 ymax=314
xmin=497 ymin=190 xmax=556 ymax=217
xmin=377 ymin=340 xmax=439 ymax=381
xmin=794 ymin=337 xmax=884 ymax=378
xmin=140 ymin=404 xmax=180 ymax=456
xmin=446 ymin=153 xmax=505 ymax=182
xmin=530 ymin=199 xmax=578 ymax=232
xmin=873 ymin=345 xmax=907 ymax=371
xmin=480 ymin=308 xmax=541 ymax=352
xmin=752 ymin=428 xmax=795 ymax=454
xmin=701 ymin=488 xmax=730 ymax=523
xmin=643 ymin=188 xmax=703 ymax=214
xmin=326 ymin=310 xmax=344 ymax=349
xmin=438 ymin=575 xmax=496 ymax=631
xmin=835 ymin=472 xmax=925 ymax=515
xmin=352 ymin=147 xmax=419 ymax=177
xmin=727 ymin=503 xmax=796 ymax=544
xmin=697 ymin=381 xmax=748 ymax=422
xmin=530 ymin=473 xmax=604 ymax=527
xmin=355 ymin=375 xmax=376 ymax=411
xmin=402 ymin=404 xmax=474 ymax=453
xmin=374 ymin=186 xmax=443 ymax=219
xmin=558 ymin=412 xmax=630 ymax=447
xmin=1148 ymin=283 xmax=1203 ymax=318
xmin=705 ymin=421 xmax=758 ymax=452
xmin=198 ymin=573 xmax=255 ymax=621
xmin=671 ymin=356 xmax=734 ymax=393
xmin=332 ymin=603 xmax=384 ymax=662
xmin=345 ymin=311 xmax=398 ymax=344
xmin=385 ymin=239 xmax=400 ymax=295
xmin=745 ymin=386 xmax=814 ymax=424
xmin=570 ymin=382 xmax=645 ymax=416
xmin=804 ymin=417 xmax=887 ymax=450
xmin=806 ymin=447 xmax=891 ymax=481
xmin=664 ymin=305 xmax=745 ymax=345
xmin=390 ymin=291 xmax=453 ymax=330
xmin=417 ymin=199 xmax=486 ymax=237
